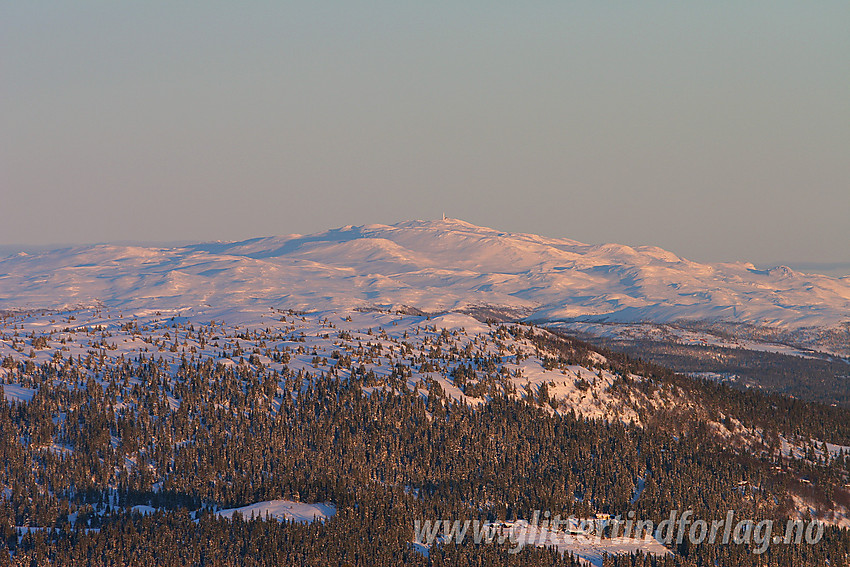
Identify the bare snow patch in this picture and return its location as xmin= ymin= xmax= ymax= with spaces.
xmin=1 ymin=384 xmax=37 ymax=403
xmin=216 ymin=500 xmax=336 ymax=524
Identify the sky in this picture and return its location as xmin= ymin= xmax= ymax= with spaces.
xmin=3 ymin=2 xmax=849 ymax=269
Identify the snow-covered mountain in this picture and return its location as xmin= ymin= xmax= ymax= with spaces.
xmin=1 ymin=218 xmax=849 ymax=333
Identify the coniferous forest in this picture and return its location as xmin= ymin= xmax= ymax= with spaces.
xmin=1 ymin=311 xmax=849 ymax=565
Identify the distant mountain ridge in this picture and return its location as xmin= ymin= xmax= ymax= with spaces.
xmin=1 ymin=218 xmax=848 ymax=334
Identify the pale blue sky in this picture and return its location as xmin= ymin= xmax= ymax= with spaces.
xmin=3 ymin=2 xmax=849 ymax=266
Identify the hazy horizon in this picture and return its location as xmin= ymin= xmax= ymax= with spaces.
xmin=3 ymin=2 xmax=848 ymax=265
xmin=0 ymin=218 xmax=847 ymax=277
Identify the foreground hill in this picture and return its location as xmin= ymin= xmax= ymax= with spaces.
xmin=2 ymin=307 xmax=850 ymax=565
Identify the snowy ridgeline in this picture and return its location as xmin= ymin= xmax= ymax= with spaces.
xmin=1 ymin=219 xmax=848 ymax=339
xmin=0 ymin=306 xmax=655 ymax=424
xmin=556 ymin=321 xmax=832 ymax=359
xmin=13 ymin=500 xmax=335 ymax=528
xmin=126 ymin=500 xmax=336 ymax=524
xmin=214 ymin=500 xmax=336 ymax=524
xmin=11 ymin=499 xmax=336 ymax=547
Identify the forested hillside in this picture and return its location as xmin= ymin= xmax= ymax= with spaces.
xmin=1 ymin=308 xmax=849 ymax=565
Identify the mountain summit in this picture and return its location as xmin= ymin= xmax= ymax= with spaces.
xmin=1 ymin=219 xmax=848 ymax=331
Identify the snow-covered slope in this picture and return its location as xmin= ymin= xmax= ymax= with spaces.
xmin=0 ymin=307 xmax=648 ymax=424
xmin=1 ymin=218 xmax=848 ymax=333
xmin=216 ymin=500 xmax=336 ymax=524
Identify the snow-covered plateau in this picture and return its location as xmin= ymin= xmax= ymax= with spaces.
xmin=1 ymin=219 xmax=848 ymax=345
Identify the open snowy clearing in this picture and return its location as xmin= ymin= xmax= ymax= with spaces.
xmin=215 ymin=500 xmax=336 ymax=523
